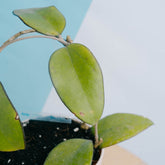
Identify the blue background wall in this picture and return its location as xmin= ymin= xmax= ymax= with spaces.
xmin=0 ymin=0 xmax=92 ymax=119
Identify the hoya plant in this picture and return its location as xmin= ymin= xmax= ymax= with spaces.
xmin=0 ymin=6 xmax=153 ymax=165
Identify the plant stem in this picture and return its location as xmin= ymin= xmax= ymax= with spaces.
xmin=0 ymin=29 xmax=35 ymax=52
xmin=0 ymin=29 xmax=70 ymax=52
xmin=95 ymin=123 xmax=99 ymax=145
xmin=94 ymin=122 xmax=103 ymax=148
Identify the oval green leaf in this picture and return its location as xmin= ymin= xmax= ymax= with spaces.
xmin=49 ymin=43 xmax=104 ymax=125
xmin=91 ymin=113 xmax=153 ymax=148
xmin=13 ymin=6 xmax=66 ymax=36
xmin=0 ymin=82 xmax=25 ymax=151
xmin=44 ymin=139 xmax=93 ymax=165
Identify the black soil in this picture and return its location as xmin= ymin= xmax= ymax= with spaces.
xmin=0 ymin=119 xmax=101 ymax=165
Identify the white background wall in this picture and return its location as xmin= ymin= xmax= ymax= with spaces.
xmin=43 ymin=0 xmax=164 ymax=164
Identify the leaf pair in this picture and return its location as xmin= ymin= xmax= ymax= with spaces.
xmin=14 ymin=6 xmax=105 ymax=125
xmin=44 ymin=113 xmax=153 ymax=165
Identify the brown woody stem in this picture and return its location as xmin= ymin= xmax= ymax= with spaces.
xmin=0 ymin=29 xmax=70 ymax=53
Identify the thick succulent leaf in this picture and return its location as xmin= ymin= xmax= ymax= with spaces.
xmin=0 ymin=82 xmax=25 ymax=151
xmin=49 ymin=43 xmax=104 ymax=125
xmin=13 ymin=6 xmax=66 ymax=36
xmin=44 ymin=139 xmax=93 ymax=165
xmin=91 ymin=113 xmax=153 ymax=148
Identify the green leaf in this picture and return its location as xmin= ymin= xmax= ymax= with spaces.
xmin=13 ymin=6 xmax=66 ymax=36
xmin=44 ymin=139 xmax=93 ymax=165
xmin=91 ymin=113 xmax=153 ymax=148
xmin=0 ymin=82 xmax=25 ymax=151
xmin=49 ymin=43 xmax=104 ymax=125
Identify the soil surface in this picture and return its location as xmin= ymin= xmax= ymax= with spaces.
xmin=0 ymin=119 xmax=101 ymax=165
